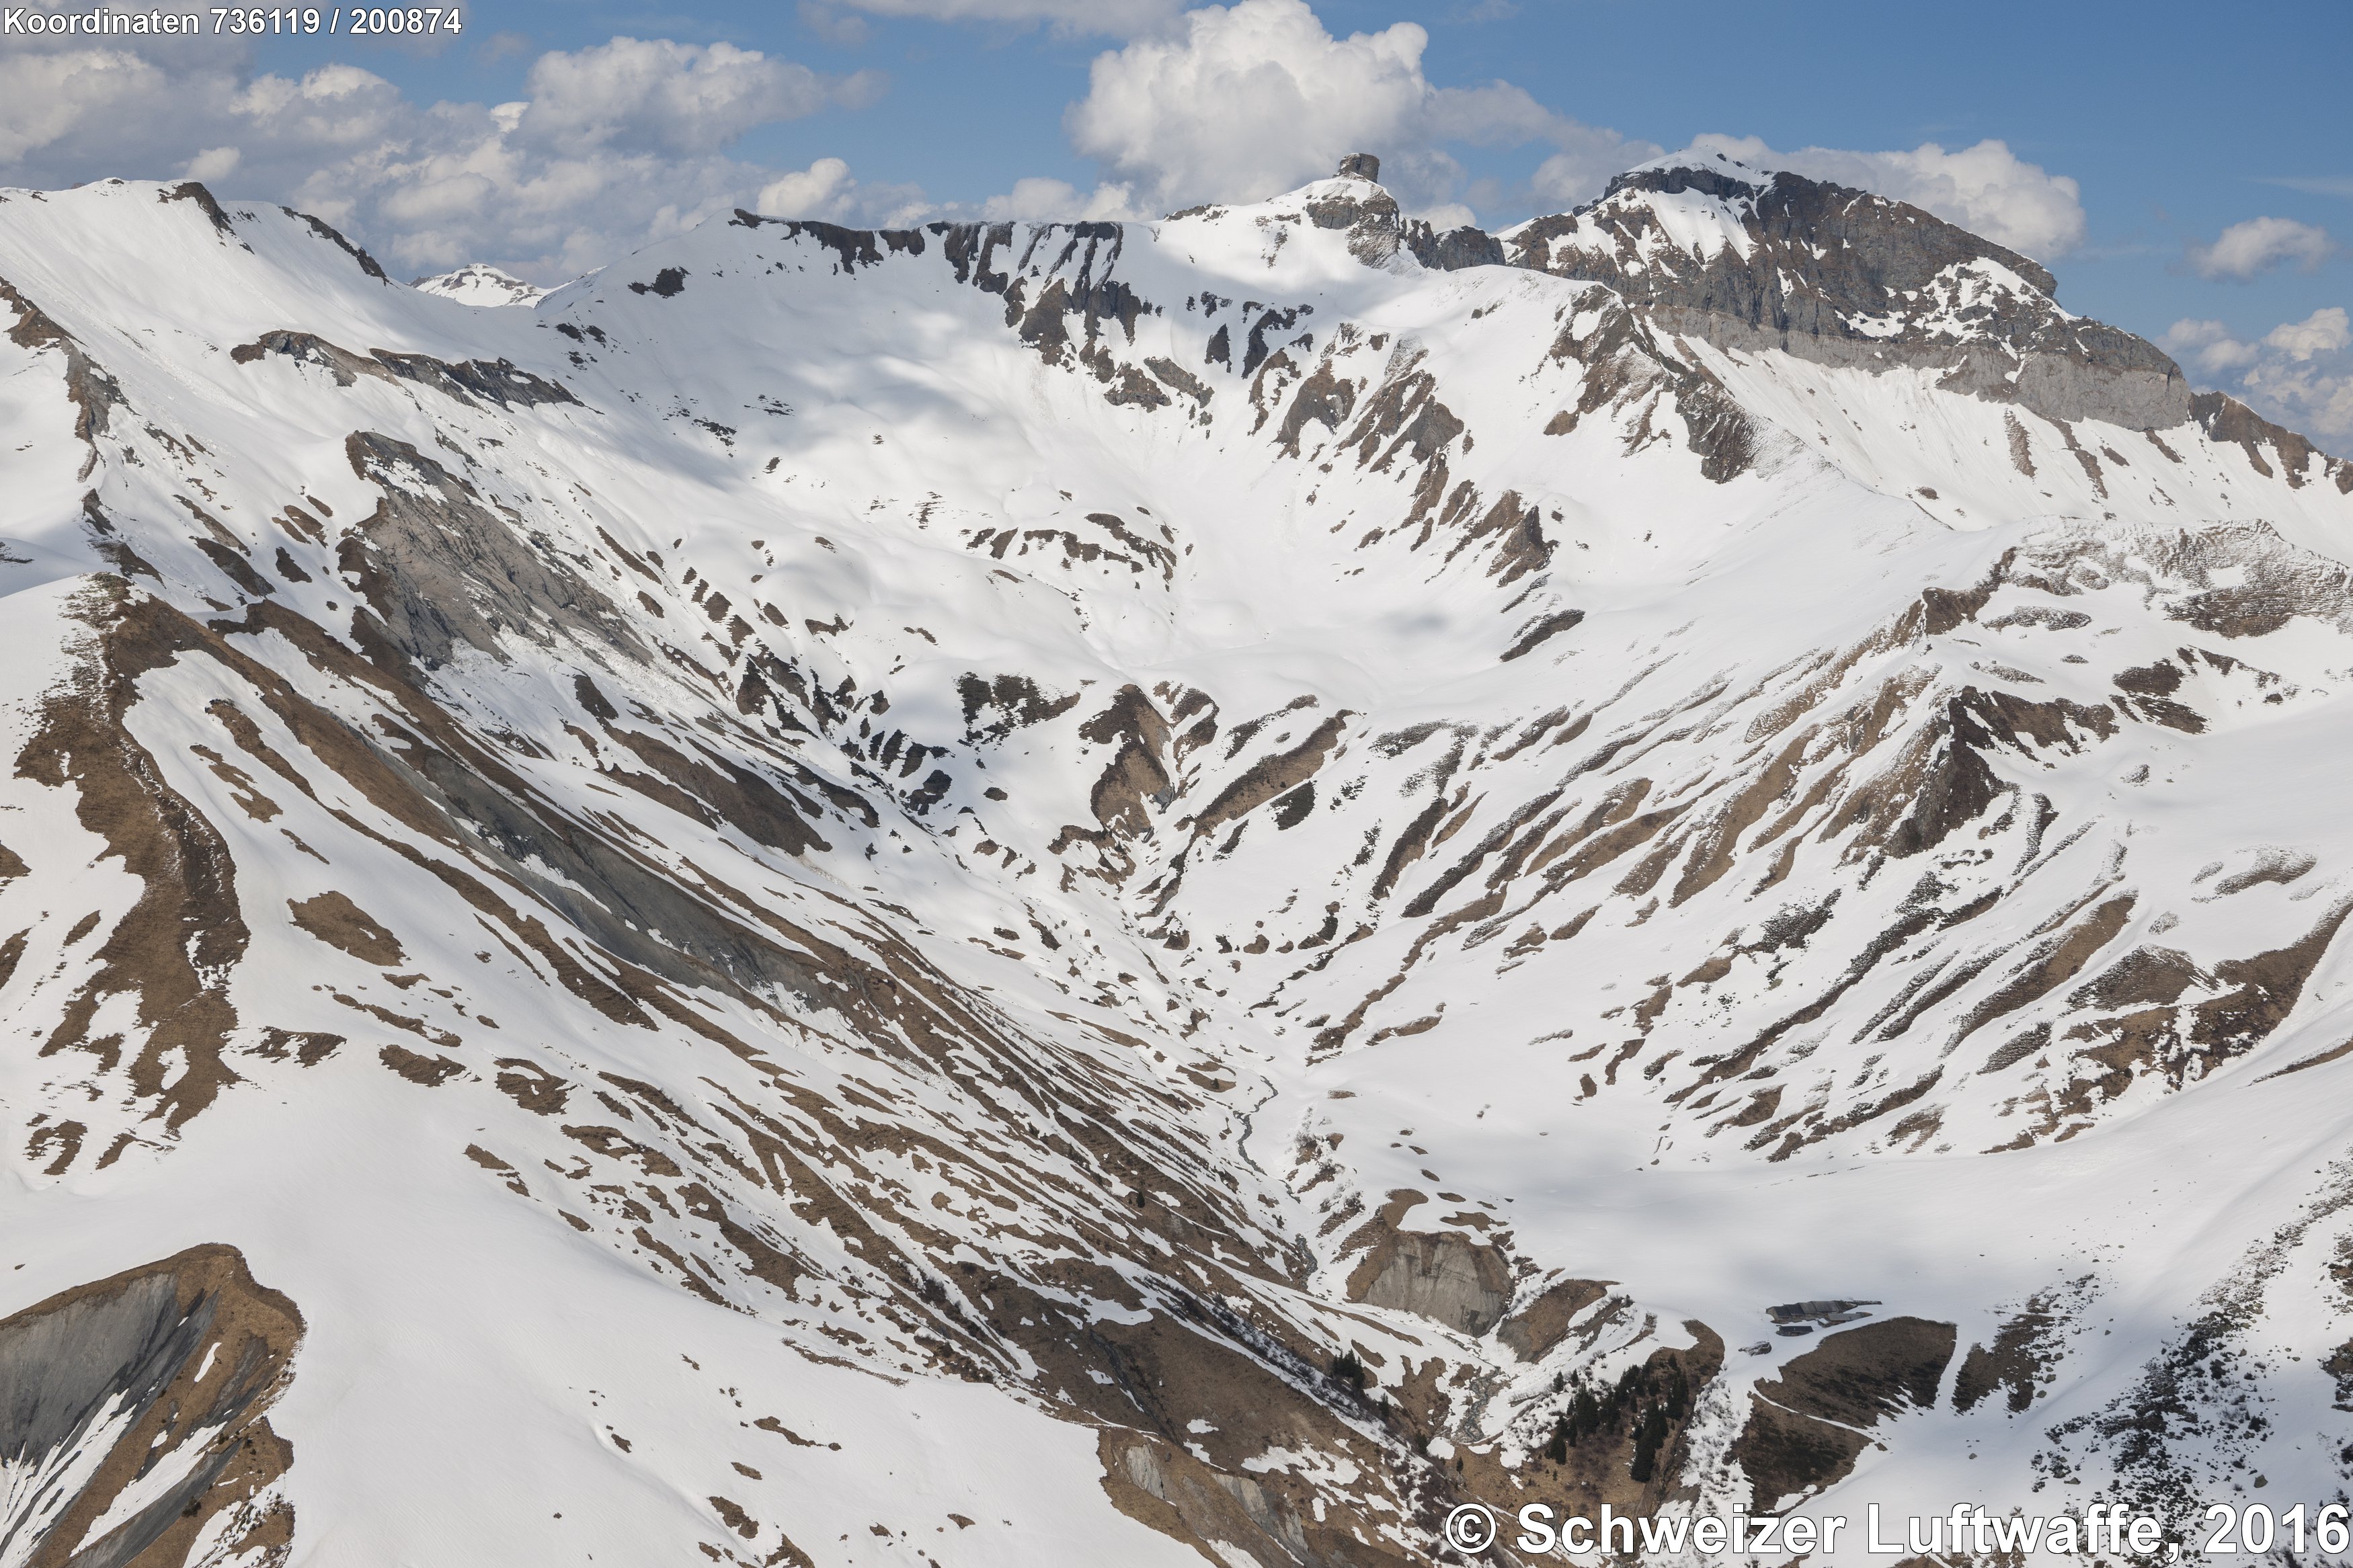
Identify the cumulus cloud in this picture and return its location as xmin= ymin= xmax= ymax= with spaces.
xmin=1066 ymin=0 xmax=1650 ymax=215
xmin=977 ymin=176 xmax=1142 ymax=222
xmin=2187 ymin=216 xmax=2336 ymax=280
xmin=827 ymin=0 xmax=1185 ymax=33
xmin=2166 ymin=308 xmax=2353 ymax=446
xmin=1527 ymin=124 xmax=1665 ymax=210
xmin=2265 ymin=305 xmax=2352 ymax=360
xmin=2163 ymin=318 xmax=2261 ymax=376
xmin=797 ymin=3 xmax=873 ymax=47
xmin=1688 ymin=133 xmax=2087 ymax=259
xmin=0 ymin=31 xmax=897 ymax=280
xmin=182 ymin=146 xmax=241 ymax=181
xmin=0 ymin=46 xmax=169 ymax=163
xmin=752 ymin=156 xmax=930 ymax=226
xmin=516 ymin=38 xmax=880 ymax=157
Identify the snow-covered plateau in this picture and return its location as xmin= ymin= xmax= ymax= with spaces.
xmin=3 ymin=153 xmax=2352 ymax=1567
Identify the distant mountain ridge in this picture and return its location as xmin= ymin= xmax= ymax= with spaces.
xmin=411 ymin=260 xmax=548 ymax=307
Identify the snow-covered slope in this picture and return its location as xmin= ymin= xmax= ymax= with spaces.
xmin=3 ymin=159 xmax=2352 ymax=1567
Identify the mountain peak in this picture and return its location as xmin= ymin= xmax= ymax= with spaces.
xmin=1609 ymin=147 xmax=1778 ymax=197
xmin=1504 ymin=157 xmax=2190 ymax=429
xmin=412 ymin=262 xmax=549 ymax=308
xmin=1161 ymin=155 xmax=1502 ymax=275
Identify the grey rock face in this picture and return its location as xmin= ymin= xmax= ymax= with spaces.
xmin=337 ymin=429 xmax=641 ymax=671
xmin=1300 ymin=178 xmax=1504 ymax=274
xmin=1351 ymin=1231 xmax=1513 ymax=1336
xmin=0 ymin=1246 xmax=303 ymax=1567
xmin=1506 ymin=161 xmax=2192 ymax=431
xmin=1407 ymin=224 xmax=1506 ymax=272
xmin=1304 ymin=157 xmax=2190 ymax=431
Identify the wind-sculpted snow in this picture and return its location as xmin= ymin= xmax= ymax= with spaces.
xmin=1 ymin=161 xmax=2352 ymax=1565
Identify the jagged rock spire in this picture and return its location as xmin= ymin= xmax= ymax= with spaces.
xmin=1337 ymin=153 xmax=1380 ymax=182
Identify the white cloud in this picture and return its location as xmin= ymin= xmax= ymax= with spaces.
xmin=828 ymin=0 xmax=1185 ymax=34
xmin=797 ymin=3 xmax=873 ymax=47
xmin=0 ymin=46 xmax=171 ymax=163
xmin=1065 ymin=0 xmax=1648 ymax=215
xmin=516 ymin=38 xmax=880 ymax=156
xmin=2187 ymin=216 xmax=2336 ymax=280
xmin=752 ymin=164 xmax=1143 ymax=228
xmin=1689 ymin=133 xmax=2087 ymax=259
xmin=752 ymin=156 xmax=930 ymax=226
xmin=978 ymin=176 xmax=1141 ymax=222
xmin=2264 ymin=304 xmax=2350 ymax=360
xmin=183 ymin=145 xmax=240 ymax=181
xmin=2167 ymin=308 xmax=2353 ymax=446
xmin=755 ymin=155 xmax=855 ymax=217
xmin=1528 ymin=124 xmax=1663 ymax=210
xmin=2164 ymin=318 xmax=2260 ymax=375
xmin=0 ymin=34 xmax=900 ymax=282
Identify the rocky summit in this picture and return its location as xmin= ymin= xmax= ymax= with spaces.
xmin=1 ymin=153 xmax=2351 ymax=1567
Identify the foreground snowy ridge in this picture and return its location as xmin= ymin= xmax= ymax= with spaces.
xmin=1 ymin=155 xmax=2350 ymax=1567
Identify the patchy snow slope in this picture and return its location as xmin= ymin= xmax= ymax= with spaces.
xmin=1 ymin=162 xmax=2352 ymax=1567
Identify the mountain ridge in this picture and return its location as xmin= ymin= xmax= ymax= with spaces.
xmin=1 ymin=155 xmax=2351 ymax=1567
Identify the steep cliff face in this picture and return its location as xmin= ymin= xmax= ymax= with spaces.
xmin=0 ymin=160 xmax=2350 ymax=1566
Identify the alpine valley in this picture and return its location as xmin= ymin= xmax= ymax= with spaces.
xmin=3 ymin=149 xmax=2353 ymax=1568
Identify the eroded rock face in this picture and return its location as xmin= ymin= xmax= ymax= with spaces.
xmin=337 ymin=431 xmax=639 ymax=672
xmin=0 ymin=1245 xmax=301 ymax=1567
xmin=1347 ymin=1231 xmax=1513 ymax=1337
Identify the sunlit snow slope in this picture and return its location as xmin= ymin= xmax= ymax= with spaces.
xmin=3 ymin=157 xmax=2353 ymax=1567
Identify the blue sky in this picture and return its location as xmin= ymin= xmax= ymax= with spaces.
xmin=6 ymin=0 xmax=2350 ymax=440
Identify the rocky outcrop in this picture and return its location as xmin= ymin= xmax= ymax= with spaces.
xmin=1346 ymin=1231 xmax=1513 ymax=1336
xmin=1297 ymin=161 xmax=1505 ymax=274
xmin=1508 ymin=159 xmax=2192 ymax=431
xmin=1730 ymin=1316 xmax=1955 ymax=1510
xmin=0 ymin=1245 xmax=302 ymax=1566
xmin=2194 ymin=390 xmax=2353 ymax=489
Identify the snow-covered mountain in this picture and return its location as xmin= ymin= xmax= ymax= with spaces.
xmin=3 ymin=155 xmax=2352 ymax=1567
xmin=411 ymin=261 xmax=550 ymax=308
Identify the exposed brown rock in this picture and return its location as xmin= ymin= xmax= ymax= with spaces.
xmin=1187 ymin=714 xmax=1349 ymax=839
xmin=0 ymin=1244 xmax=301 ymax=1567
xmin=1497 ymin=1277 xmax=1612 ymax=1362
xmin=18 ymin=584 xmax=250 ymax=1133
xmin=1954 ymin=1299 xmax=2063 ymax=1413
xmin=378 ymin=1043 xmax=464 ymax=1085
xmin=1732 ymin=1317 xmax=1954 ymax=1509
xmin=287 ymin=891 xmax=405 ymax=965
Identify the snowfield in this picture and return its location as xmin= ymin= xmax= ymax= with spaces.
xmin=2 ymin=155 xmax=2352 ymax=1567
